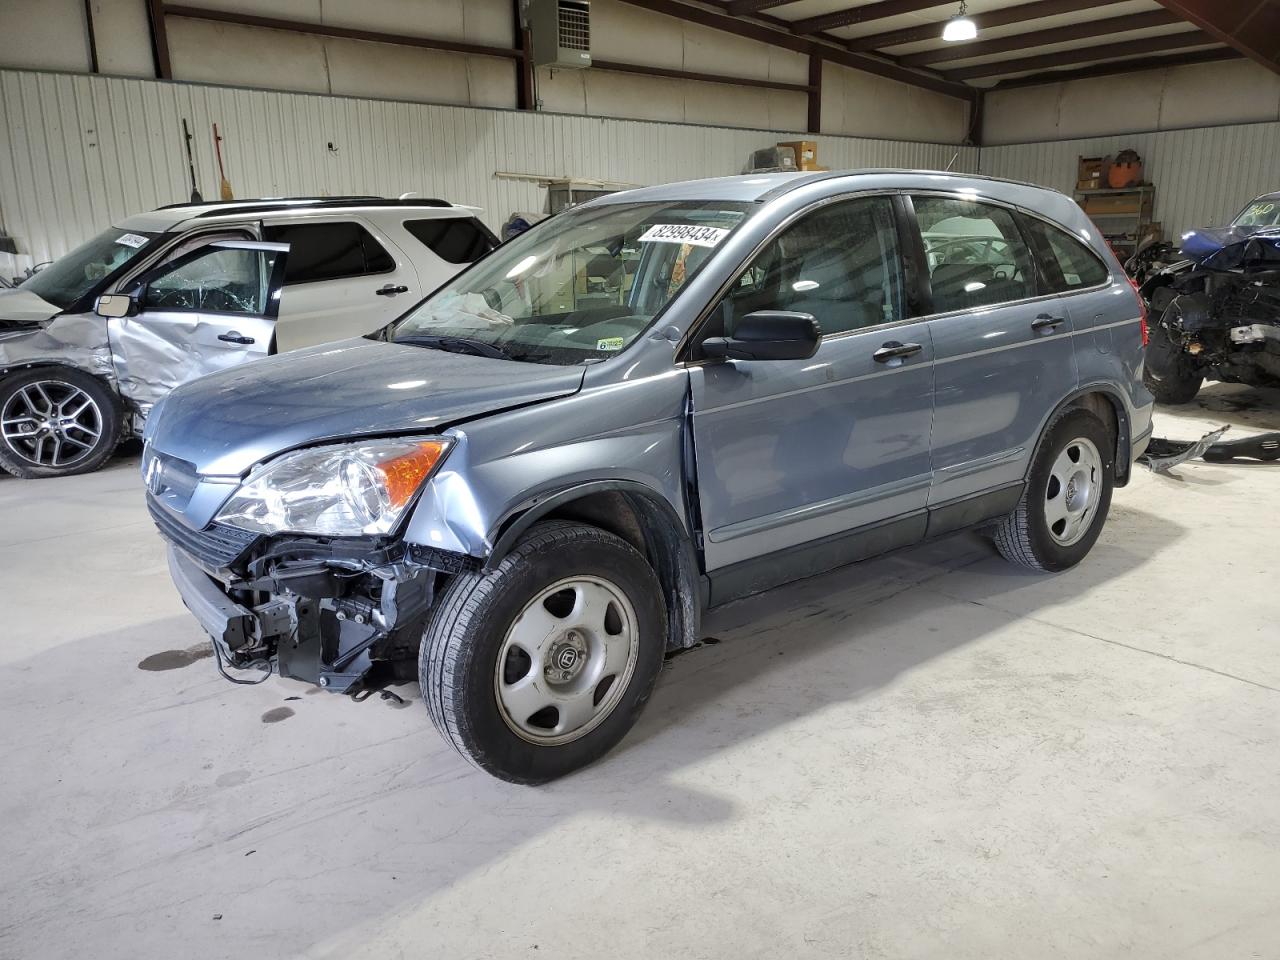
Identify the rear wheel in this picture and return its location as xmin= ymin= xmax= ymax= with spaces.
xmin=420 ymin=520 xmax=666 ymax=784
xmin=993 ymin=408 xmax=1114 ymax=572
xmin=1143 ymin=305 xmax=1202 ymax=404
xmin=0 ymin=367 xmax=121 ymax=478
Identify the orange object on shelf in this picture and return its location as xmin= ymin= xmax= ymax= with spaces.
xmin=1108 ymin=149 xmax=1143 ymax=189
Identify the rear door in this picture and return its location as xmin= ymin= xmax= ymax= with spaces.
xmin=398 ymin=213 xmax=498 ymax=292
xmin=107 ymin=241 xmax=288 ymax=409
xmin=688 ymin=193 xmax=936 ymax=600
xmin=262 ymin=217 xmax=419 ymax=351
xmin=909 ymin=193 xmax=1080 ymax=514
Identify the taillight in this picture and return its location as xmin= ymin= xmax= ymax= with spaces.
xmin=1128 ymin=277 xmax=1149 ymax=347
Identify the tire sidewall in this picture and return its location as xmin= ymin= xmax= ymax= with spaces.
xmin=1024 ymin=409 xmax=1115 ymax=572
xmin=427 ymin=529 xmax=666 ymax=784
xmin=1143 ymin=305 xmax=1202 ymax=403
xmin=0 ymin=367 xmax=121 ymax=479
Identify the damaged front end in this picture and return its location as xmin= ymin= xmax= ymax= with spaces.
xmin=146 ymin=431 xmax=481 ymax=694
xmin=161 ymin=508 xmax=474 ymax=693
xmin=1142 ymin=228 xmax=1280 ymax=389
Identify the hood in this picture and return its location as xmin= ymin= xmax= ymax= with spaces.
xmin=1181 ymin=225 xmax=1280 ymax=269
xmin=0 ymin=288 xmax=60 ymax=325
xmin=148 ymin=338 xmax=586 ymax=476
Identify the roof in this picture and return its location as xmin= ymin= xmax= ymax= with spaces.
xmin=115 ymin=196 xmax=463 ymax=233
xmin=593 ymin=169 xmax=1060 ymax=205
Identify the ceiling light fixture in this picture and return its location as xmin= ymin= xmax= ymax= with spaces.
xmin=942 ymin=1 xmax=978 ymax=42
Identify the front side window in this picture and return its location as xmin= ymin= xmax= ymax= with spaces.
xmin=1025 ymin=218 xmax=1109 ymax=291
xmin=142 ymin=247 xmax=280 ymax=315
xmin=703 ymin=195 xmax=906 ymax=344
xmin=913 ymin=195 xmax=1034 ymax=312
xmin=404 ymin=217 xmax=497 ymax=264
xmin=21 ymin=227 xmax=159 ymax=311
xmin=262 ymin=221 xmax=393 ymax=285
xmin=391 ymin=200 xmax=751 ymax=365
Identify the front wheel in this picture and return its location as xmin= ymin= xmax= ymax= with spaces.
xmin=1143 ymin=305 xmax=1202 ymax=404
xmin=0 ymin=367 xmax=121 ymax=478
xmin=420 ymin=520 xmax=666 ymax=784
xmin=993 ymin=408 xmax=1115 ymax=572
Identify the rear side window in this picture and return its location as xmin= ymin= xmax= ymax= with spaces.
xmin=262 ymin=221 xmax=394 ymax=285
xmin=912 ymin=195 xmax=1035 ymax=312
xmin=403 ymin=217 xmax=496 ymax=264
xmin=1024 ymin=218 xmax=1110 ymax=291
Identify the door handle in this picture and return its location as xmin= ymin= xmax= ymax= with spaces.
xmin=873 ymin=340 xmax=924 ymax=363
xmin=1032 ymin=314 xmax=1066 ymax=332
xmin=217 ymin=331 xmax=255 ymax=345
xmin=375 ymin=284 xmax=409 ymax=296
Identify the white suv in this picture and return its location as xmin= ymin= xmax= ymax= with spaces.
xmin=0 ymin=197 xmax=497 ymax=477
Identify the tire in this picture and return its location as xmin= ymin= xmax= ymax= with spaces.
xmin=420 ymin=520 xmax=666 ymax=784
xmin=1142 ymin=306 xmax=1202 ymax=404
xmin=993 ymin=408 xmax=1115 ymax=573
xmin=0 ymin=367 xmax=121 ymax=479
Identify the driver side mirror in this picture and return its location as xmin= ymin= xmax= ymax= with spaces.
xmin=95 ymin=293 xmax=137 ymax=319
xmin=702 ymin=310 xmax=821 ymax=362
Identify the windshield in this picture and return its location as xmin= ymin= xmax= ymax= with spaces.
xmin=21 ymin=227 xmax=158 ymax=310
xmin=1233 ymin=197 xmax=1280 ymax=228
xmin=391 ymin=200 xmax=752 ymax=364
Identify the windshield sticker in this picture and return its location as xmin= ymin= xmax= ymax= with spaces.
xmin=638 ymin=224 xmax=730 ymax=248
xmin=115 ymin=233 xmax=149 ymax=249
xmin=596 ymin=337 xmax=625 ymax=352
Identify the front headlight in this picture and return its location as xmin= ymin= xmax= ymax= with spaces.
xmin=215 ymin=437 xmax=451 ymax=536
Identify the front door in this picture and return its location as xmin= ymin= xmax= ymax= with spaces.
xmin=107 ymin=241 xmax=287 ymax=410
xmin=262 ymin=217 xmax=420 ymax=351
xmin=688 ymin=194 xmax=936 ymax=603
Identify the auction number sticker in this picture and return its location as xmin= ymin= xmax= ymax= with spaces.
xmin=596 ymin=337 xmax=625 ymax=352
xmin=638 ymin=224 xmax=730 ymax=248
xmin=115 ymin=233 xmax=149 ymax=248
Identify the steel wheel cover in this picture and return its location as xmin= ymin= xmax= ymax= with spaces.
xmin=1 ymin=380 xmax=103 ymax=468
xmin=1044 ymin=435 xmax=1102 ymax=547
xmin=494 ymin=575 xmax=640 ymax=746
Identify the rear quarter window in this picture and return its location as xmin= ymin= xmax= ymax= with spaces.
xmin=403 ymin=217 xmax=496 ymax=264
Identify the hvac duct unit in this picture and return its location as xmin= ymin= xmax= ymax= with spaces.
xmin=529 ymin=0 xmax=591 ymax=69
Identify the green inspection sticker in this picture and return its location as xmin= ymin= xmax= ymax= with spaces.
xmin=596 ymin=337 xmax=625 ymax=352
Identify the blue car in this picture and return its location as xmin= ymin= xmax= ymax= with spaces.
xmin=143 ymin=171 xmax=1153 ymax=782
xmin=1140 ymin=191 xmax=1280 ymax=403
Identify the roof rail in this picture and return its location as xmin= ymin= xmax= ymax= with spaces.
xmin=155 ymin=195 xmax=383 ymax=211
xmin=185 ymin=197 xmax=455 ymax=218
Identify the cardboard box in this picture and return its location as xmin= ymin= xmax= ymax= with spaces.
xmin=1077 ymin=156 xmax=1104 ymax=191
xmin=778 ymin=140 xmax=819 ymax=171
xmin=1084 ymin=194 xmax=1142 ymax=216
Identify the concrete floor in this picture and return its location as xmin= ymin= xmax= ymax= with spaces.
xmin=2 ymin=383 xmax=1278 ymax=960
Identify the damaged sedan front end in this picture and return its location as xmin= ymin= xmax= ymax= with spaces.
xmin=1140 ymin=193 xmax=1280 ymax=403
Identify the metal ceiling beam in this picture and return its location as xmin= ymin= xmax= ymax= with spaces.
xmin=1153 ymin=0 xmax=1280 ymax=77
xmin=942 ymin=30 xmax=1215 ymax=80
xmin=991 ymin=46 xmax=1243 ymax=88
xmin=725 ymin=0 xmax=795 ymax=13
xmin=617 ymin=0 xmax=974 ymax=99
xmin=162 ymin=3 xmax=524 ymax=60
xmin=791 ymin=0 xmax=947 ymax=36
xmin=845 ymin=0 xmax=1122 ymax=53
xmin=901 ymin=10 xmax=1180 ymax=66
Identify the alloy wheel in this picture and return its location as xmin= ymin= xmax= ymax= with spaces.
xmin=1 ymin=380 xmax=103 ymax=469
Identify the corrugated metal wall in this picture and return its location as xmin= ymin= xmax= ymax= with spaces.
xmin=978 ymin=122 xmax=1280 ymax=239
xmin=0 ymin=68 xmax=978 ymax=268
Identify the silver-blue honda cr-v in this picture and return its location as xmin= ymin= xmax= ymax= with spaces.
xmin=143 ymin=171 xmax=1154 ymax=782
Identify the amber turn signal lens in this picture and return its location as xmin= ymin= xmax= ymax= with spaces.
xmin=375 ymin=440 xmax=448 ymax=507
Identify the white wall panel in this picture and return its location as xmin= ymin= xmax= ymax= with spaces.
xmin=0 ymin=68 xmax=978 ymax=271
xmin=978 ymin=121 xmax=1280 ymax=238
